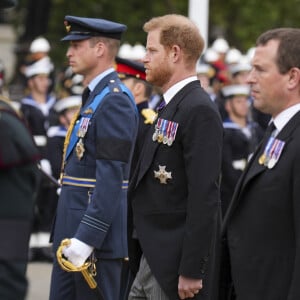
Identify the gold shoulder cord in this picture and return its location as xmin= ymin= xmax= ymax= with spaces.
xmin=59 ymin=108 xmax=81 ymax=181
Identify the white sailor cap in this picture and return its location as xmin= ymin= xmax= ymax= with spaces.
xmin=222 ymin=84 xmax=250 ymax=98
xmin=196 ymin=62 xmax=215 ymax=78
xmin=225 ymin=48 xmax=242 ymax=65
xmin=212 ymin=37 xmax=229 ymax=54
xmin=229 ymin=56 xmax=251 ymax=75
xmin=54 ymin=95 xmax=81 ymax=113
xmin=29 ymin=37 xmax=51 ymax=53
xmin=25 ymin=57 xmax=54 ymax=78
xmin=203 ymin=47 xmax=219 ymax=63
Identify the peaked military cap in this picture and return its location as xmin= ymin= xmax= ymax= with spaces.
xmin=62 ymin=15 xmax=127 ymax=41
xmin=115 ymin=56 xmax=146 ymax=81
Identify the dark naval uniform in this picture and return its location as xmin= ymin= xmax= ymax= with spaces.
xmin=47 ymin=125 xmax=66 ymax=180
xmin=221 ymin=119 xmax=263 ymax=215
xmin=20 ymin=95 xmax=57 ymax=231
xmin=0 ymin=96 xmax=40 ymax=299
xmin=50 ymin=71 xmax=138 ymax=300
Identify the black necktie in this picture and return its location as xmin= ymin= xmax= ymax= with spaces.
xmin=263 ymin=121 xmax=276 ymax=141
xmin=82 ymin=87 xmax=90 ymax=106
xmin=253 ymin=121 xmax=275 ymax=165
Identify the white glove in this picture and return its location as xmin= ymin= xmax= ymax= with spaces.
xmin=56 ymin=187 xmax=61 ymax=195
xmin=62 ymin=238 xmax=93 ymax=267
xmin=39 ymin=159 xmax=52 ymax=176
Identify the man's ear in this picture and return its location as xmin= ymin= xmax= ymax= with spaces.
xmin=95 ymin=41 xmax=105 ymax=57
xmin=133 ymin=81 xmax=144 ymax=94
xmin=170 ymin=45 xmax=181 ymax=62
xmin=287 ymin=67 xmax=300 ymax=90
xmin=224 ymin=99 xmax=231 ymax=113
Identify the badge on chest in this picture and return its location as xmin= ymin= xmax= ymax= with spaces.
xmin=154 ymin=165 xmax=172 ymax=184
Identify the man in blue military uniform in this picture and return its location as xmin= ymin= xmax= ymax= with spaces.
xmin=49 ymin=15 xmax=138 ymax=300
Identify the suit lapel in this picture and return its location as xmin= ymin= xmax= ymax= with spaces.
xmin=134 ymin=81 xmax=199 ymax=188
xmin=223 ymin=110 xmax=300 ymax=230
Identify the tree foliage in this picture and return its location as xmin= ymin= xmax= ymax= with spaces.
xmin=12 ymin=0 xmax=300 ymax=71
xmin=209 ymin=0 xmax=300 ymax=51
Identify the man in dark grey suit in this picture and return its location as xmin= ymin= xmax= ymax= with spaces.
xmin=127 ymin=14 xmax=223 ymax=300
xmin=221 ymin=28 xmax=300 ymax=300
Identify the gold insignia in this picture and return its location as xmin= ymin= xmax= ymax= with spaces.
xmin=75 ymin=138 xmax=85 ymax=160
xmin=154 ymin=165 xmax=172 ymax=184
xmin=157 ymin=134 xmax=163 ymax=143
xmin=64 ymin=21 xmax=71 ymax=33
xmin=141 ymin=108 xmax=157 ymax=124
xmin=113 ymin=87 xmax=120 ymax=92
xmin=258 ymin=153 xmax=266 ymax=165
xmin=83 ymin=108 xmax=93 ymax=115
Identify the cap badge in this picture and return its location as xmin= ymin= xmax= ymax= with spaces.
xmin=154 ymin=165 xmax=172 ymax=184
xmin=83 ymin=108 xmax=93 ymax=115
xmin=64 ymin=20 xmax=71 ymax=33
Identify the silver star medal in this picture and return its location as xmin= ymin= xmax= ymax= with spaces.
xmin=154 ymin=165 xmax=172 ymax=184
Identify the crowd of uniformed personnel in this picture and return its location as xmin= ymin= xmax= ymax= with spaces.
xmin=0 ymin=24 xmax=265 ymax=300
xmin=2 ymin=2 xmax=300 ymax=300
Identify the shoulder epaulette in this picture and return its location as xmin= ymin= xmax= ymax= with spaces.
xmin=108 ymin=79 xmax=123 ymax=93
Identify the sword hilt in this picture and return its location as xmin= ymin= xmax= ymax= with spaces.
xmin=56 ymin=238 xmax=97 ymax=289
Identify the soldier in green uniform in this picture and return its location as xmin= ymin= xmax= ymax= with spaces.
xmin=0 ymin=95 xmax=41 ymax=300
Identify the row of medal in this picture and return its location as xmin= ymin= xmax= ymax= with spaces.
xmin=258 ymin=136 xmax=285 ymax=169
xmin=152 ymin=117 xmax=179 ymax=146
xmin=75 ymin=117 xmax=90 ymax=160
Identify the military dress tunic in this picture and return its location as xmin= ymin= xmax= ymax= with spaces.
xmin=0 ymin=97 xmax=41 ymax=299
xmin=50 ymin=72 xmax=138 ymax=300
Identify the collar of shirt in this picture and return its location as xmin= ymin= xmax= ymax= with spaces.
xmin=272 ymin=103 xmax=300 ymax=133
xmin=163 ymin=76 xmax=198 ymax=105
xmin=87 ymin=67 xmax=115 ymax=92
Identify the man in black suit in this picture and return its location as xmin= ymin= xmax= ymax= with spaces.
xmin=127 ymin=14 xmax=223 ymax=300
xmin=221 ymin=28 xmax=300 ymax=300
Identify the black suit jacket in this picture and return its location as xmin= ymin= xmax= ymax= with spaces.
xmin=222 ymin=111 xmax=300 ymax=300
xmin=128 ymin=80 xmax=223 ymax=299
